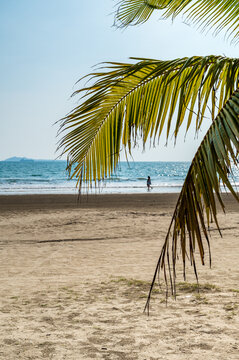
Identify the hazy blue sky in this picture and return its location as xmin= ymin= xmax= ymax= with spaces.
xmin=1 ymin=0 xmax=238 ymax=161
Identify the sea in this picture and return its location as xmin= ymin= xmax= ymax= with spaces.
xmin=0 ymin=160 xmax=238 ymax=195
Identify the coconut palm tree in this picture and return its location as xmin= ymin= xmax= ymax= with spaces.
xmin=58 ymin=0 xmax=239 ymax=310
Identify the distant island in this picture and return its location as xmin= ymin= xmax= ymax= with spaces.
xmin=3 ymin=157 xmax=64 ymax=162
xmin=4 ymin=157 xmax=35 ymax=162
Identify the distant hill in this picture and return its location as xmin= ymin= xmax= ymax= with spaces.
xmin=3 ymin=157 xmax=65 ymax=162
xmin=4 ymin=157 xmax=34 ymax=162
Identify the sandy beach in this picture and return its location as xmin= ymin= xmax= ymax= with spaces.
xmin=0 ymin=193 xmax=238 ymax=359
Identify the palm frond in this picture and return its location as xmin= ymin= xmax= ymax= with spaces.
xmin=58 ymin=56 xmax=239 ymax=189
xmin=115 ymin=0 xmax=239 ymax=43
xmin=145 ymin=88 xmax=239 ymax=313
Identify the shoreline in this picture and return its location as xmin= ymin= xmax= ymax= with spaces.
xmin=0 ymin=192 xmax=238 ymax=213
xmin=0 ymin=193 xmax=179 ymax=212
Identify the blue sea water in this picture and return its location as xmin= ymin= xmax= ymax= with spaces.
xmin=0 ymin=160 xmax=238 ymax=195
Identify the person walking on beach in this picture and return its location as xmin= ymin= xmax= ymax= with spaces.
xmin=147 ymin=176 xmax=151 ymax=191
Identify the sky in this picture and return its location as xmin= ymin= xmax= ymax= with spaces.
xmin=0 ymin=0 xmax=238 ymax=162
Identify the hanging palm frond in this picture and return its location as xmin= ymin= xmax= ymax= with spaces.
xmin=145 ymin=88 xmax=239 ymax=313
xmin=58 ymin=56 xmax=239 ymax=189
xmin=114 ymin=0 xmax=166 ymax=26
xmin=115 ymin=0 xmax=239 ymax=43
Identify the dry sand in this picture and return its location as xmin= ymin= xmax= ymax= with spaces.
xmin=0 ymin=193 xmax=238 ymax=359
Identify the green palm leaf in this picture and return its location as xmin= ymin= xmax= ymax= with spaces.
xmin=145 ymin=88 xmax=239 ymax=312
xmin=58 ymin=56 xmax=239 ymax=187
xmin=115 ymin=0 xmax=239 ymax=43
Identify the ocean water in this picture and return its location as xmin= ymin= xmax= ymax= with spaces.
xmin=0 ymin=160 xmax=238 ymax=195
